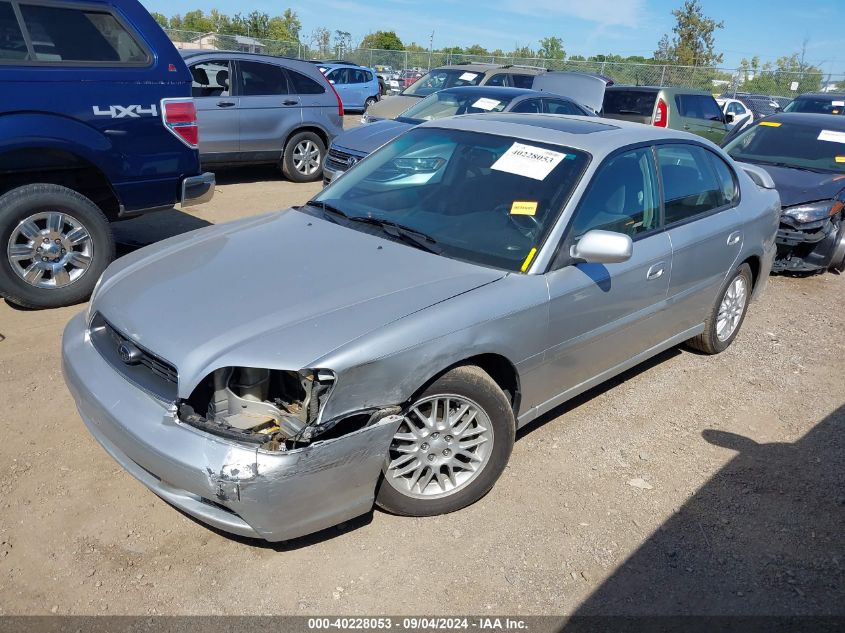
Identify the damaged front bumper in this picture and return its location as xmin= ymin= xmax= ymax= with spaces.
xmin=62 ymin=311 xmax=402 ymax=542
xmin=773 ymin=216 xmax=845 ymax=273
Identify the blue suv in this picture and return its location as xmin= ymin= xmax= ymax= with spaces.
xmin=315 ymin=61 xmax=381 ymax=111
xmin=0 ymin=0 xmax=213 ymax=309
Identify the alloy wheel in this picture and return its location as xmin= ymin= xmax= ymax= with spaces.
xmin=716 ymin=275 xmax=747 ymax=341
xmin=292 ymin=140 xmax=322 ymax=176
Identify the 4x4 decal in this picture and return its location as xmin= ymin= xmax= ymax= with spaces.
xmin=92 ymin=104 xmax=158 ymax=118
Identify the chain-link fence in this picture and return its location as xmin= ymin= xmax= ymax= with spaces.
xmin=165 ymin=28 xmax=843 ymax=98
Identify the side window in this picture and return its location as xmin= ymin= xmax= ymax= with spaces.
xmin=510 ymin=99 xmax=543 ymax=114
xmin=190 ymin=60 xmax=230 ymax=98
xmin=288 ymin=69 xmax=325 ymax=95
xmin=699 ymin=96 xmax=724 ymax=121
xmin=707 ymin=152 xmax=739 ymax=207
xmin=0 ymin=1 xmax=27 ymax=60
xmin=569 ymin=147 xmax=660 ymax=239
xmin=485 ymin=73 xmax=507 ymax=87
xmin=328 ymin=68 xmax=347 ymax=84
xmin=510 ymin=74 xmax=534 ymax=89
xmin=734 ymin=103 xmax=747 ymax=115
xmin=545 ymin=99 xmax=580 ymax=115
xmin=363 ymin=70 xmax=374 ymax=83
xmin=676 ymin=94 xmax=722 ymax=121
xmin=18 ymin=3 xmax=148 ymax=63
xmin=657 ymin=144 xmax=727 ymax=224
xmin=239 ymin=60 xmax=288 ymax=96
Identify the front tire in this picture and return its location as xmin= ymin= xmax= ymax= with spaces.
xmin=365 ymin=96 xmax=378 ymax=110
xmin=282 ymin=131 xmax=325 ymax=183
xmin=0 ymin=184 xmax=114 ymax=309
xmin=687 ymin=263 xmax=752 ymax=355
xmin=376 ymin=365 xmax=515 ymax=517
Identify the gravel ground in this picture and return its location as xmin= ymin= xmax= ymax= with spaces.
xmin=0 ymin=137 xmax=842 ymax=616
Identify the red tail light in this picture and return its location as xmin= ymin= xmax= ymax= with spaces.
xmin=654 ymin=98 xmax=668 ymax=127
xmin=161 ymin=98 xmax=199 ymax=147
xmin=324 ymin=77 xmax=344 ymax=118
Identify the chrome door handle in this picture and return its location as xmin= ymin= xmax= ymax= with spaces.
xmin=646 ymin=262 xmax=665 ymax=280
xmin=727 ymin=231 xmax=742 ymax=246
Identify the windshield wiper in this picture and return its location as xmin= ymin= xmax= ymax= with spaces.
xmin=737 ymin=158 xmax=830 ymax=174
xmin=347 ymin=216 xmax=442 ymax=254
xmin=306 ymin=200 xmax=349 ymax=223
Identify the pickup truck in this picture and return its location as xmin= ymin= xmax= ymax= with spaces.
xmin=0 ymin=0 xmax=214 ymax=309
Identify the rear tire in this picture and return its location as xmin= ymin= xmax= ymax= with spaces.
xmin=0 ymin=184 xmax=114 ymax=309
xmin=282 ymin=131 xmax=325 ymax=183
xmin=686 ymin=263 xmax=752 ymax=355
xmin=376 ymin=365 xmax=515 ymax=517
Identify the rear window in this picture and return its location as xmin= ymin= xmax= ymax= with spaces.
xmin=603 ymin=90 xmax=657 ymax=116
xmin=510 ymin=74 xmax=534 ymax=89
xmin=0 ymin=2 xmax=26 ymax=60
xmin=288 ymin=69 xmax=325 ymax=95
xmin=18 ymin=2 xmax=148 ymax=64
xmin=675 ymin=94 xmax=723 ymax=121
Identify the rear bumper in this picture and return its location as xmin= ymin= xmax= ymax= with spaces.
xmin=61 ymin=311 xmax=401 ymax=542
xmin=180 ymin=172 xmax=215 ymax=207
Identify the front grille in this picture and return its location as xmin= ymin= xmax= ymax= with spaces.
xmin=89 ymin=313 xmax=178 ymax=402
xmin=326 ymin=147 xmax=364 ymax=173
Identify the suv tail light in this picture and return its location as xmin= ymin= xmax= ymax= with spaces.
xmin=654 ymin=98 xmax=668 ymax=127
xmin=161 ymin=98 xmax=199 ymax=147
xmin=325 ymin=77 xmax=344 ymax=117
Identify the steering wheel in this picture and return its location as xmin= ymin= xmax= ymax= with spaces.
xmin=494 ymin=203 xmax=542 ymax=240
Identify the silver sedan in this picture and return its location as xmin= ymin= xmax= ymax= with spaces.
xmin=63 ymin=114 xmax=780 ymax=541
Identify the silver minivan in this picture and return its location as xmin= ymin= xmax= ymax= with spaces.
xmin=181 ymin=51 xmax=344 ymax=182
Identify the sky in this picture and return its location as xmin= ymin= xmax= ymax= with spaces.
xmin=140 ymin=0 xmax=845 ymax=75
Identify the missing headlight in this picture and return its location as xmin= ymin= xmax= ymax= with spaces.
xmin=178 ymin=367 xmax=336 ymax=450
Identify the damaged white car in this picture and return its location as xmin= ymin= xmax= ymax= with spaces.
xmin=63 ymin=114 xmax=778 ymax=541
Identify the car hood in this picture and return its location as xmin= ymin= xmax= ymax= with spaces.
xmin=532 ymin=71 xmax=608 ymax=113
xmin=333 ymin=119 xmax=414 ymax=155
xmin=93 ymin=210 xmax=505 ymax=395
xmin=754 ymin=163 xmax=845 ymax=207
xmin=365 ymin=95 xmax=420 ymax=120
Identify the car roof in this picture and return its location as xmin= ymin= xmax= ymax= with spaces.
xmin=419 ymin=112 xmax=704 ymax=155
xmin=793 ymin=92 xmax=845 ymax=99
xmin=179 ymin=49 xmax=301 ymax=64
xmin=433 ymin=63 xmax=546 ymax=75
xmin=606 ymin=85 xmax=714 ymax=96
xmin=764 ymin=112 xmax=845 ymax=129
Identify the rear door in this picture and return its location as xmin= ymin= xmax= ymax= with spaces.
xmin=236 ymin=59 xmax=301 ymax=160
xmin=189 ymin=59 xmax=238 ymax=158
xmin=327 ymin=68 xmax=352 ymax=107
xmin=673 ymin=94 xmax=728 ymax=143
xmin=657 ymin=143 xmax=743 ymax=330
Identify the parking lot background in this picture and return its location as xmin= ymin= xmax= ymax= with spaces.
xmin=0 ymin=113 xmax=843 ymax=616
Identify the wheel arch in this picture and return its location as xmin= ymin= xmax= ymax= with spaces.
xmin=740 ymin=254 xmax=761 ymax=290
xmin=283 ymin=126 xmax=329 ymax=154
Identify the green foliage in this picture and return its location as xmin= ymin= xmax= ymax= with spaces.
xmin=360 ymin=31 xmax=404 ymax=51
xmin=150 ymin=12 xmax=168 ymax=28
xmin=464 ymin=44 xmax=489 ymax=56
xmin=738 ymin=49 xmax=825 ymax=94
xmin=537 ymin=36 xmax=565 ymax=60
xmin=655 ymin=0 xmax=724 ymax=66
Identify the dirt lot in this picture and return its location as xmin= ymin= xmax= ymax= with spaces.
xmin=0 ymin=156 xmax=843 ymax=616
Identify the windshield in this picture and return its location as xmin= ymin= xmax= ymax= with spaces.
xmin=397 ymin=91 xmax=511 ymax=123
xmin=402 ymin=69 xmax=485 ymax=97
xmin=784 ymin=96 xmax=845 ymax=115
xmin=309 ymin=128 xmax=589 ymax=271
xmin=724 ymin=121 xmax=845 ymax=173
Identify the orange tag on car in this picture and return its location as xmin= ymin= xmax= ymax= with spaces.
xmin=511 ymin=201 xmax=538 ymax=216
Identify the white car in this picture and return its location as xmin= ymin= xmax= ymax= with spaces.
xmin=717 ymin=97 xmax=754 ymax=131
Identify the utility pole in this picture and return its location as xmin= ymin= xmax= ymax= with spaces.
xmin=428 ymin=30 xmax=434 ymax=70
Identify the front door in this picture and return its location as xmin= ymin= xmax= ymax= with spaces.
xmin=537 ymin=146 xmax=673 ymax=411
xmin=236 ymin=59 xmax=301 ymax=160
xmin=189 ymin=59 xmax=239 ymax=158
xmin=674 ymin=94 xmax=728 ymax=143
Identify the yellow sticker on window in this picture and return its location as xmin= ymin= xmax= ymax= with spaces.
xmin=520 ymin=247 xmax=537 ymax=273
xmin=759 ymin=121 xmax=781 ymax=127
xmin=511 ymin=201 xmax=538 ymax=216
xmin=836 ymin=156 xmax=845 ymax=163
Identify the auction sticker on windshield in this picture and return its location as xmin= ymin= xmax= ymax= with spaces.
xmin=510 ymin=201 xmax=538 ymax=216
xmin=459 ymin=72 xmax=479 ymax=81
xmin=472 ymin=98 xmax=501 ymax=111
xmin=492 ymin=143 xmax=567 ymax=180
xmin=818 ymin=130 xmax=845 ymax=144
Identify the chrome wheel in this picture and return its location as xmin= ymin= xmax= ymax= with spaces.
xmin=292 ymin=140 xmax=322 ymax=176
xmin=716 ymin=275 xmax=747 ymax=341
xmin=384 ymin=395 xmax=494 ymax=500
xmin=7 ymin=212 xmax=93 ymax=289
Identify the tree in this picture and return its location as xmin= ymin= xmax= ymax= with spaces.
xmin=309 ymin=27 xmax=331 ymax=55
xmin=360 ymin=31 xmax=404 ymax=51
xmin=333 ymin=30 xmax=352 ymax=55
xmin=739 ymin=43 xmax=824 ymax=95
xmin=268 ymin=10 xmax=301 ymax=42
xmin=511 ymin=45 xmax=536 ymax=58
xmin=150 ymin=12 xmax=168 ymax=28
xmin=537 ymin=36 xmax=565 ymax=60
xmin=654 ymin=0 xmax=724 ymax=66
xmin=464 ymin=44 xmax=489 ymax=56
xmin=181 ymin=10 xmax=214 ymax=33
